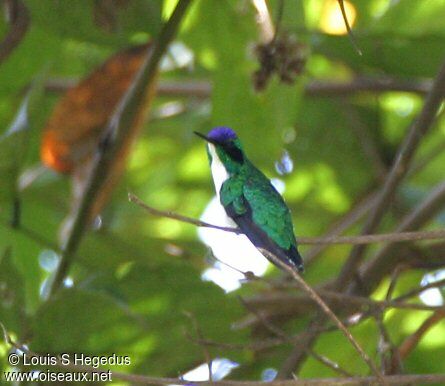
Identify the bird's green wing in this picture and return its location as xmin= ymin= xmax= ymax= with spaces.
xmin=220 ymin=174 xmax=248 ymax=215
xmin=219 ymin=166 xmax=303 ymax=271
xmin=242 ymin=168 xmax=297 ymax=250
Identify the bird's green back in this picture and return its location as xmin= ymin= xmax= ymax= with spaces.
xmin=220 ymin=160 xmax=297 ymax=250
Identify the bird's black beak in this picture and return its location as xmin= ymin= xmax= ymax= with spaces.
xmin=194 ymin=131 xmax=217 ymax=145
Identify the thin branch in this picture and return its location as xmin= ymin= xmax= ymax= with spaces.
xmin=395 ymin=310 xmax=445 ymax=365
xmin=276 ymin=316 xmax=324 ymax=379
xmin=240 ymin=295 xmax=353 ymax=377
xmin=244 ymin=289 xmax=443 ymax=318
xmin=336 ymin=58 xmax=445 ymax=289
xmin=304 ymin=77 xmax=432 ymax=97
xmin=409 ymin=139 xmax=445 ymax=176
xmin=308 ymin=349 xmax=354 ymax=377
xmin=251 ymin=0 xmax=274 ymax=42
xmin=257 ymin=249 xmax=386 ymax=385
xmin=385 ymin=265 xmax=405 ymax=302
xmin=129 ymin=193 xmax=241 ymax=234
xmin=352 ymin=180 xmax=445 ymax=295
xmin=337 ymin=0 xmax=362 ymax=55
xmin=303 ymin=229 xmax=445 ymax=245
xmin=0 ymin=0 xmax=29 ymax=65
xmin=306 ymin=134 xmax=445 ymax=266
xmin=240 ymin=279 xmax=445 ymax=362
xmin=44 ymin=77 xmax=433 ymax=97
xmin=47 ymin=0 xmax=192 ymax=297
xmin=395 ymin=278 xmax=445 ymax=303
xmin=305 ymin=191 xmax=379 ymax=265
xmin=272 ymin=0 xmax=285 ymax=39
xmin=375 ymin=312 xmax=401 ymax=375
xmin=184 ymin=311 xmax=213 ymax=382
xmin=3 ymin=325 xmax=445 ymax=386
xmin=130 ymin=193 xmax=445 ymax=245
xmin=6 ymin=320 xmax=444 ymax=386
xmin=342 ymin=104 xmax=387 ymax=180
xmin=317 ymin=290 xmax=441 ymax=312
xmin=238 ymin=295 xmax=288 ymax=339
xmin=199 ymin=306 xmax=389 ymax=352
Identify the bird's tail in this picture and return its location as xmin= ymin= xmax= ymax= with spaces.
xmin=287 ymin=245 xmax=304 ymax=272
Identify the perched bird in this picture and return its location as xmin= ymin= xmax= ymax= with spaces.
xmin=195 ymin=127 xmax=304 ymax=272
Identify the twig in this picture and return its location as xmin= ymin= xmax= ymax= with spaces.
xmin=408 ymin=139 xmax=445 ymax=176
xmin=204 ymin=304 xmax=396 ymax=352
xmin=257 ymin=249 xmax=387 ymax=385
xmin=240 ymin=296 xmax=353 ymax=377
xmin=375 ymin=312 xmax=401 ymax=375
xmin=0 ymin=0 xmax=29 ymax=65
xmin=395 ymin=278 xmax=445 ymax=303
xmin=272 ymin=0 xmax=285 ymax=39
xmin=304 ymin=191 xmax=379 ymax=265
xmin=304 ymin=77 xmax=432 ymax=97
xmin=385 ymin=265 xmax=405 ymax=302
xmin=336 ymin=58 xmax=445 ymax=289
xmin=276 ymin=316 xmax=324 ymax=379
xmin=130 ymin=193 xmax=445 ymax=245
xmin=244 ymin=290 xmax=444 ymax=317
xmin=304 ymin=229 xmax=445 ymax=245
xmin=129 ymin=193 xmax=241 ymax=234
xmin=184 ymin=311 xmax=213 ymax=382
xmin=6 ymin=320 xmax=444 ymax=386
xmin=45 ymin=77 xmax=433 ymax=98
xmin=308 ymin=349 xmax=354 ymax=377
xmin=238 ymin=296 xmax=288 ymax=339
xmin=352 ymin=180 xmax=445 ymax=295
xmin=240 ymin=281 xmax=445 ymax=360
xmin=46 ymin=0 xmax=192 ymax=297
xmin=251 ymin=0 xmax=274 ymax=42
xmin=394 ymin=310 xmax=445 ymax=368
xmin=376 ymin=274 xmax=401 ymax=375
xmin=3 ymin=325 xmax=445 ymax=385
xmin=305 ymin=136 xmax=445 ymax=266
xmin=337 ymin=0 xmax=362 ymax=55
xmin=342 ymin=104 xmax=387 ymax=180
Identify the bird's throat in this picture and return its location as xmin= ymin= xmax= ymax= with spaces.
xmin=208 ymin=144 xmax=230 ymax=198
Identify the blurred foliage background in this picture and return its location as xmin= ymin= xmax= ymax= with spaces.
xmin=1 ymin=0 xmax=445 ymax=384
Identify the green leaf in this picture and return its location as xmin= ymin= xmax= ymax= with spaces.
xmin=0 ymin=95 xmax=31 ymax=204
xmin=184 ymin=0 xmax=305 ymax=163
xmin=76 ymin=260 xmax=246 ymax=375
xmin=0 ymin=26 xmax=61 ymax=95
xmin=314 ymin=33 xmax=445 ymax=77
xmin=0 ymin=247 xmax=28 ymax=337
xmin=26 ymin=0 xmax=162 ymax=47
xmin=0 ymin=228 xmax=43 ymax=313
xmin=32 ymin=288 xmax=143 ymax=353
xmin=375 ymin=0 xmax=445 ymax=36
xmin=0 ymin=78 xmax=45 ymax=225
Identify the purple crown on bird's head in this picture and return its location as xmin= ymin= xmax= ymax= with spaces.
xmin=207 ymin=127 xmax=237 ymax=143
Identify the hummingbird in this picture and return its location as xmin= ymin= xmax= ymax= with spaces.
xmin=195 ymin=127 xmax=304 ymax=272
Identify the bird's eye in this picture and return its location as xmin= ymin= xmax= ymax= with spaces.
xmin=225 ymin=143 xmax=244 ymax=163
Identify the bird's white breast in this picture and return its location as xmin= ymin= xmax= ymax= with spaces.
xmin=207 ymin=144 xmax=237 ymax=228
xmin=208 ymin=144 xmax=230 ymax=199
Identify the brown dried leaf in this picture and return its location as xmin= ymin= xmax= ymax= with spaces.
xmin=40 ymin=43 xmax=157 ymax=240
xmin=41 ymin=44 xmax=150 ymax=173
